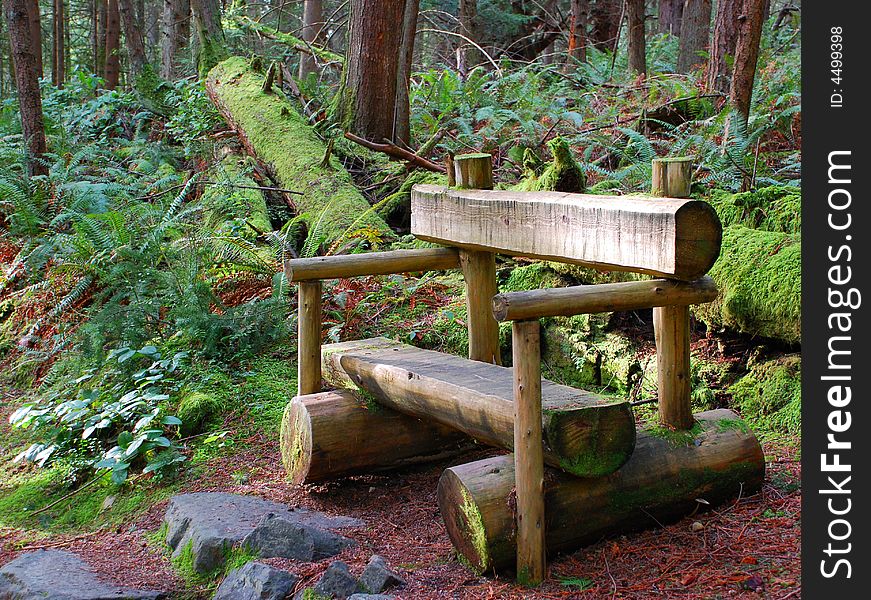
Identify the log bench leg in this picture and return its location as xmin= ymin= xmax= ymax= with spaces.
xmin=512 ymin=320 xmax=545 ymax=585
xmin=298 ymin=280 xmax=323 ymax=396
xmin=460 ymin=249 xmax=502 ymax=365
xmin=653 ymin=304 xmax=693 ymax=430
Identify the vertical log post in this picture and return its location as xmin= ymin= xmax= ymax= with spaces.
xmin=512 ymin=319 xmax=546 ymax=585
xmin=653 ymin=304 xmax=694 ymax=430
xmin=298 ymin=281 xmax=323 ymax=396
xmin=460 ymin=250 xmax=502 ymax=365
xmin=454 ymin=153 xmax=501 ymax=365
xmin=651 ymin=157 xmax=693 ymax=198
xmin=453 ymin=153 xmax=494 ymax=190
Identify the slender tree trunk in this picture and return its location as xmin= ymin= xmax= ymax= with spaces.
xmin=728 ymin=0 xmax=766 ymax=129
xmin=335 ymin=0 xmax=408 ymax=143
xmin=298 ymin=0 xmax=323 ymax=79
xmin=190 ymin=0 xmax=226 ymax=78
xmin=104 ymin=0 xmax=121 ymax=89
xmin=705 ymin=0 xmax=739 ymax=92
xmin=658 ymin=0 xmax=682 ymax=34
xmin=3 ymin=0 xmax=48 ymax=176
xmin=25 ymin=0 xmax=41 ymax=78
xmin=589 ymin=0 xmax=620 ymax=48
xmin=394 ymin=0 xmax=419 ymax=146
xmin=457 ymin=0 xmax=479 ymax=73
xmin=160 ymin=0 xmax=189 ymax=79
xmin=676 ymin=0 xmax=711 ymax=73
xmin=626 ymin=0 xmax=646 ymax=75
xmin=565 ymin=0 xmax=588 ymax=70
xmin=96 ymin=0 xmax=108 ymax=78
xmin=145 ymin=0 xmax=160 ymax=55
xmin=118 ymin=0 xmax=148 ymax=80
xmin=52 ymin=0 xmax=65 ymax=87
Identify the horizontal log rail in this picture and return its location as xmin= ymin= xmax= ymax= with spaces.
xmin=283 ymin=247 xmax=460 ymax=282
xmin=491 ymin=276 xmax=718 ymax=322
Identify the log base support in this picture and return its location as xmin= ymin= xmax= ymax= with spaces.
xmin=438 ymin=409 xmax=765 ymax=573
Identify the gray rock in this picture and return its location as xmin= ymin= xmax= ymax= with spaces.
xmin=348 ymin=595 xmax=396 ymax=600
xmin=311 ymin=561 xmax=361 ymax=600
xmin=359 ymin=556 xmax=405 ymax=594
xmin=164 ymin=492 xmax=362 ymax=573
xmin=0 ymin=550 xmax=165 ymax=600
xmin=213 ymin=561 xmax=298 ymax=600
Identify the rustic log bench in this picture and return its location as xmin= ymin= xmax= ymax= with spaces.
xmin=280 ymin=156 xmax=763 ymax=584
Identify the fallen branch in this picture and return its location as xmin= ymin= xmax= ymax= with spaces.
xmin=344 ymin=132 xmax=447 ymax=173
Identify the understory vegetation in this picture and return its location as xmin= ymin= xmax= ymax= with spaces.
xmin=1 ymin=2 xmax=800 ymax=595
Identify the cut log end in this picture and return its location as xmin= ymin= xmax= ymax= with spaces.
xmin=544 ymin=403 xmax=637 ymax=477
xmin=439 ymin=409 xmax=765 ymax=572
xmin=280 ymin=398 xmax=314 ymax=485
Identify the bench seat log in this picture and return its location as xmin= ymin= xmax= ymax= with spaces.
xmin=492 ymin=276 xmax=717 ymax=322
xmin=281 ymin=390 xmax=473 ymax=484
xmin=411 ymin=184 xmax=721 ymax=280
xmin=321 ymin=338 xmax=636 ymax=478
xmin=438 ymin=409 xmax=765 ymax=573
xmin=284 ymin=247 xmax=460 ymax=281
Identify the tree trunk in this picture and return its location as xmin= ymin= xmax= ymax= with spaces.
xmin=118 ymin=0 xmax=148 ymax=80
xmin=298 ymin=0 xmax=323 ymax=79
xmin=104 ymin=0 xmax=120 ymax=89
xmin=658 ymin=0 xmax=682 ymax=34
xmin=3 ymin=0 xmax=48 ymax=176
xmin=160 ymin=0 xmax=189 ymax=79
xmin=728 ymin=0 xmax=766 ymax=130
xmin=627 ymin=0 xmax=646 ymax=75
xmin=705 ymin=0 xmax=739 ymax=93
xmin=589 ymin=0 xmax=620 ymax=48
xmin=190 ymin=0 xmax=226 ymax=78
xmin=335 ymin=0 xmax=408 ymax=144
xmin=565 ymin=0 xmax=588 ymax=70
xmin=145 ymin=0 xmax=160 ymax=59
xmin=457 ymin=0 xmax=479 ymax=73
xmin=676 ymin=0 xmax=711 ymax=73
xmin=393 ymin=0 xmax=419 ymax=146
xmin=52 ymin=0 xmax=65 ymax=87
xmin=25 ymin=0 xmax=41 ymax=78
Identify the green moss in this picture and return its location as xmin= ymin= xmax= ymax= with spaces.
xmin=170 ymin=539 xmax=258 ymax=586
xmin=206 ymin=57 xmax=390 ymax=248
xmin=0 ymin=468 xmax=176 ymax=531
xmin=241 ymin=355 xmax=299 ymax=434
xmin=301 ymin=590 xmax=331 ymax=600
xmin=460 ymin=488 xmax=489 ymax=572
xmin=716 ymin=418 xmax=751 ymax=434
xmin=693 ymin=226 xmax=800 ymax=344
xmin=516 ymin=138 xmax=586 ymax=193
xmin=177 ymin=391 xmax=223 ymax=436
xmin=201 ymin=155 xmax=272 ymax=239
xmin=707 ymin=185 xmax=800 ymax=234
xmin=645 ymin=421 xmax=705 ymax=447
xmin=588 ymin=179 xmax=621 ymax=194
xmin=455 ymin=152 xmax=492 ymax=160
xmin=500 ymin=262 xmax=570 ymax=293
xmin=377 ymin=170 xmax=447 ymax=224
xmin=230 ymin=15 xmax=344 ymax=65
xmin=729 ymin=355 xmax=800 ymax=435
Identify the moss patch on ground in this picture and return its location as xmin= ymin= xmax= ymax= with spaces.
xmin=729 ymin=355 xmax=800 ymax=436
xmin=693 ymin=226 xmax=800 ymax=345
xmin=707 ymin=185 xmax=800 ymax=234
xmin=206 ymin=57 xmax=390 ymax=248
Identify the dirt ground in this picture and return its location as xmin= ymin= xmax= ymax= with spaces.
xmin=0 ymin=421 xmax=800 ymax=600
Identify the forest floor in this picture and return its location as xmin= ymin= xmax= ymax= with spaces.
xmin=0 ymin=384 xmax=801 ymax=600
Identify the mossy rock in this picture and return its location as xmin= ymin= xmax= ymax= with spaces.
xmin=516 ymin=137 xmax=586 ymax=193
xmin=706 ymin=185 xmax=800 ymax=234
xmin=729 ymin=355 xmax=800 ymax=435
xmin=177 ymin=391 xmax=223 ymax=436
xmin=693 ymin=226 xmax=800 ymax=345
xmin=206 ymin=57 xmax=391 ymax=249
xmin=499 ymin=262 xmax=571 ymax=293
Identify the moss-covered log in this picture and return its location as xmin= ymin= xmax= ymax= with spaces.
xmin=438 ymin=409 xmax=764 ymax=573
xmin=693 ymin=226 xmax=800 ymax=344
xmin=707 ymin=185 xmax=800 ymax=234
xmin=206 ymin=57 xmax=391 ymax=246
xmin=229 ymin=15 xmax=344 ymax=67
xmin=202 ymin=155 xmax=271 ymax=238
xmin=280 ymin=389 xmax=473 ymax=484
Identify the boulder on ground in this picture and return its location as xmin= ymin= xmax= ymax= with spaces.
xmin=213 ymin=561 xmax=298 ymax=600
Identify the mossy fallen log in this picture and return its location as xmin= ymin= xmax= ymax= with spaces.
xmin=230 ymin=15 xmax=344 ymax=67
xmin=438 ymin=409 xmax=764 ymax=573
xmin=202 ymin=155 xmax=272 ymax=238
xmin=206 ymin=57 xmax=391 ymax=246
xmin=280 ymin=389 xmax=474 ymax=484
xmin=693 ymin=226 xmax=800 ymax=344
xmin=707 ymin=185 xmax=800 ymax=234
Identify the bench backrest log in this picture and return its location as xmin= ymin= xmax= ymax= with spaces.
xmin=410 ymin=184 xmax=722 ymax=281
